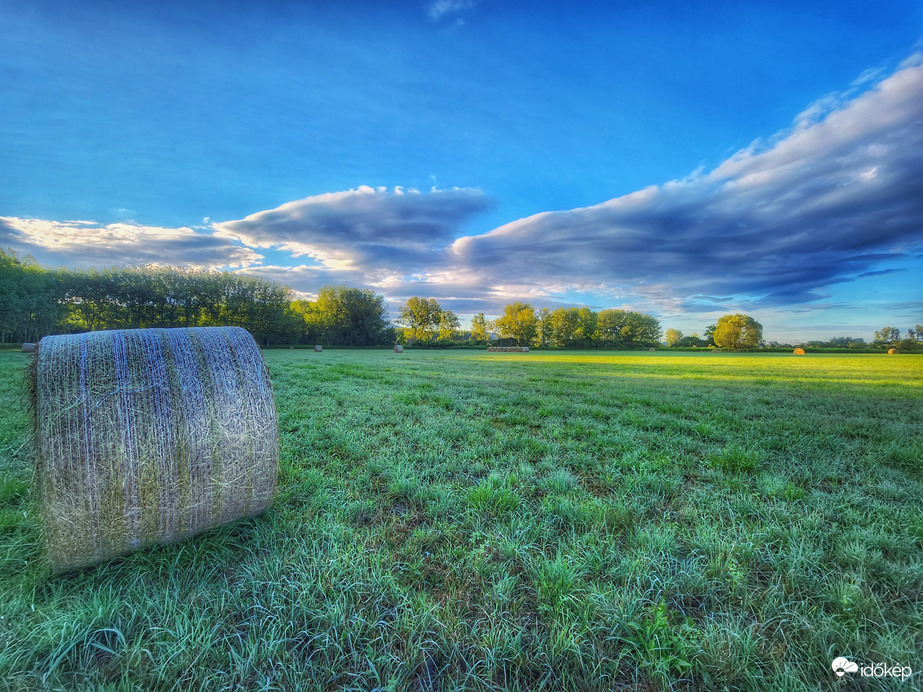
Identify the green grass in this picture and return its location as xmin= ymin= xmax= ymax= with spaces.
xmin=0 ymin=349 xmax=921 ymax=690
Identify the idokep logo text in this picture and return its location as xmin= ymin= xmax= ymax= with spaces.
xmin=832 ymin=657 xmax=912 ymax=681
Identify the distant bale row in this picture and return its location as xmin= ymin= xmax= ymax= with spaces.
xmin=487 ymin=346 xmax=530 ymax=352
xmin=34 ymin=326 xmax=279 ymax=572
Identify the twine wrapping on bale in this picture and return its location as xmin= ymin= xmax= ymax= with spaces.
xmin=394 ymin=345 xmax=404 ymax=353
xmin=314 ymin=345 xmax=323 ymax=352
xmin=22 ymin=343 xmax=36 ymax=353
xmin=793 ymin=348 xmax=806 ymax=355
xmin=34 ymin=326 xmax=278 ymax=572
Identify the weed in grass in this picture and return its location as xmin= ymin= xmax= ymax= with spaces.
xmin=708 ymin=444 xmax=760 ymax=473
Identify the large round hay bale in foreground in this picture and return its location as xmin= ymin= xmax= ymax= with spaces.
xmin=22 ymin=343 xmax=36 ymax=353
xmin=793 ymin=348 xmax=806 ymax=355
xmin=314 ymin=345 xmax=323 ymax=352
xmin=34 ymin=327 xmax=278 ymax=572
xmin=394 ymin=344 xmax=403 ymax=353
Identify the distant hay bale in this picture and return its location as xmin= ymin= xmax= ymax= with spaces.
xmin=34 ymin=327 xmax=278 ymax=572
xmin=888 ymin=348 xmax=897 ymax=355
xmin=793 ymin=348 xmax=806 ymax=355
xmin=314 ymin=345 xmax=323 ymax=352
xmin=22 ymin=343 xmax=36 ymax=353
xmin=289 ymin=345 xmax=295 ymax=350
xmin=648 ymin=347 xmax=656 ymax=352
xmin=521 ymin=346 xmax=529 ymax=352
xmin=394 ymin=345 xmax=403 ymax=353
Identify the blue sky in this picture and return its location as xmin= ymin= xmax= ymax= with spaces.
xmin=2 ymin=0 xmax=921 ymax=342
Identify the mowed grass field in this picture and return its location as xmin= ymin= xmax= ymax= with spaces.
xmin=0 ymin=348 xmax=920 ymax=690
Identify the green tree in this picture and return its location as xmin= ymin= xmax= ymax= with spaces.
xmin=438 ymin=310 xmax=460 ymax=341
xmin=549 ymin=308 xmax=580 ymax=347
xmin=398 ymin=297 xmax=443 ymax=342
xmin=494 ymin=302 xmax=538 ymax=346
xmin=665 ymin=328 xmax=683 ymax=347
xmin=597 ymin=309 xmax=662 ymax=347
xmin=537 ymin=307 xmax=552 ymax=347
xmin=713 ymin=314 xmax=763 ymax=349
xmin=874 ymin=326 xmax=901 ymax=347
xmin=469 ymin=313 xmax=489 ymax=343
xmin=297 ymin=285 xmax=390 ymax=346
xmin=0 ymin=249 xmax=62 ymax=342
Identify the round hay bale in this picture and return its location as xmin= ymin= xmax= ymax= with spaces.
xmin=648 ymin=347 xmax=656 ymax=352
xmin=34 ymin=326 xmax=278 ymax=572
xmin=793 ymin=348 xmax=806 ymax=355
xmin=888 ymin=348 xmax=897 ymax=355
xmin=22 ymin=342 xmax=36 ymax=353
xmin=289 ymin=345 xmax=295 ymax=350
xmin=522 ymin=346 xmax=529 ymax=352
xmin=394 ymin=344 xmax=403 ymax=353
xmin=314 ymin=345 xmax=323 ymax=352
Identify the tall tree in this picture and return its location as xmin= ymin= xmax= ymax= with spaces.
xmin=537 ymin=307 xmax=552 ymax=347
xmin=597 ymin=309 xmax=662 ymax=346
xmin=713 ymin=314 xmax=763 ymax=349
xmin=470 ymin=312 xmax=489 ymax=343
xmin=298 ymin=285 xmax=391 ymax=346
xmin=438 ymin=310 xmax=460 ymax=341
xmin=665 ymin=328 xmax=683 ymax=347
xmin=398 ymin=297 xmax=442 ymax=341
xmin=494 ymin=302 xmax=538 ymax=346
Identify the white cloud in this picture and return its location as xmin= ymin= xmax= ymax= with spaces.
xmin=450 ymin=55 xmax=923 ymax=310
xmin=0 ymin=216 xmax=261 ymax=269
xmin=426 ymin=0 xmax=478 ymax=21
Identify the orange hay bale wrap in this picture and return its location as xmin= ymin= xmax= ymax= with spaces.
xmin=793 ymin=348 xmax=806 ymax=355
xmin=888 ymin=348 xmax=897 ymax=355
xmin=34 ymin=326 xmax=279 ymax=572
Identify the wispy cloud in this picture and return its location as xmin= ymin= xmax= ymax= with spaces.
xmin=0 ymin=217 xmax=261 ymax=269
xmin=450 ymin=55 xmax=923 ymax=311
xmin=426 ymin=0 xmax=479 ymax=22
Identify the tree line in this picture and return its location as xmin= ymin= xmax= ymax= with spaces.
xmin=3 ymin=249 xmax=919 ymax=350
xmin=1 ymin=250 xmax=303 ymax=345
xmin=399 ymin=299 xmax=663 ymax=348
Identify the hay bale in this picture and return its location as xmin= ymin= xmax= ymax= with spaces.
xmin=22 ymin=342 xmax=36 ymax=353
xmin=793 ymin=348 xmax=806 ymax=355
xmin=289 ymin=345 xmax=295 ymax=350
xmin=394 ymin=345 xmax=403 ymax=353
xmin=34 ymin=327 xmax=278 ymax=572
xmin=522 ymin=346 xmax=529 ymax=352
xmin=314 ymin=345 xmax=323 ymax=352
xmin=648 ymin=347 xmax=656 ymax=352
xmin=888 ymin=348 xmax=897 ymax=355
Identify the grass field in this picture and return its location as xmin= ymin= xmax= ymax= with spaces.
xmin=0 ymin=349 xmax=920 ymax=690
